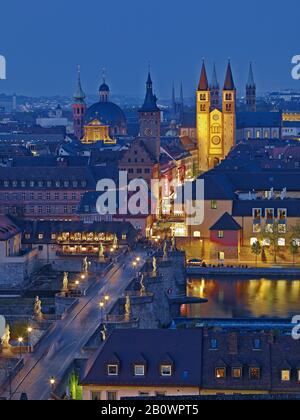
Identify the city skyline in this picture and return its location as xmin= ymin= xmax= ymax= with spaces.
xmin=0 ymin=0 xmax=299 ymax=97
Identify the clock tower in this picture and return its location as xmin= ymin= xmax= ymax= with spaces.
xmin=139 ymin=72 xmax=161 ymax=161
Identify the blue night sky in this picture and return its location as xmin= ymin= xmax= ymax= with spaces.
xmin=0 ymin=0 xmax=299 ymax=98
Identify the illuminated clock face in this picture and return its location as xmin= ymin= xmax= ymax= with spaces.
xmin=145 ymin=128 xmax=153 ymax=136
xmin=212 ymin=136 xmax=221 ymax=145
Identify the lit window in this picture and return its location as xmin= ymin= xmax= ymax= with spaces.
xmin=278 ymin=224 xmax=287 ymax=234
xmin=193 ymin=231 xmax=201 ymax=238
xmin=250 ymin=238 xmax=258 ymax=246
xmin=249 ymin=367 xmax=260 ymax=380
xmin=281 ymin=370 xmax=290 ymax=382
xmin=262 ymin=239 xmax=270 ymax=247
xmin=38 ymin=234 xmax=44 ymax=240
xmin=218 ymin=231 xmax=224 ymax=239
xmin=211 ymin=200 xmax=217 ymax=209
xmin=265 ymin=223 xmax=274 ymax=233
xmin=278 ymin=238 xmax=286 ymax=247
xmin=298 ymin=370 xmax=300 ymax=382
xmin=215 ymin=368 xmax=226 ymax=379
xmin=107 ymin=365 xmax=119 ymax=376
xmin=134 ymin=365 xmax=145 ymax=376
xmin=232 ymin=368 xmax=242 ymax=379
xmin=160 ymin=365 xmax=172 ymax=376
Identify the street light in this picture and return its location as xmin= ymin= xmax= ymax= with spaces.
xmin=27 ymin=327 xmax=33 ymax=353
xmin=136 ymin=257 xmax=141 ymax=263
xmin=99 ymin=301 xmax=105 ymax=322
xmin=104 ymin=295 xmax=110 ymax=302
xmin=49 ymin=377 xmax=56 ymax=392
xmin=81 ymin=274 xmax=86 ymax=280
xmin=18 ymin=337 xmax=23 ymax=359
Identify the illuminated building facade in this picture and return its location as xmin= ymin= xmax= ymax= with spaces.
xmin=197 ymin=61 xmax=236 ymax=172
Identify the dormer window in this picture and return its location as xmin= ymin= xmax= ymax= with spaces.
xmin=215 ymin=367 xmax=226 ymax=379
xmin=160 ymin=365 xmax=172 ymax=376
xmin=134 ymin=365 xmax=145 ymax=377
xmin=281 ymin=370 xmax=291 ymax=382
xmin=107 ymin=364 xmax=119 ymax=376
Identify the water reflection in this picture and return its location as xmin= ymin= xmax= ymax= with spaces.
xmin=184 ymin=277 xmax=300 ymax=319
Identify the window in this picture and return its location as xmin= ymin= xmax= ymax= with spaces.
xmin=218 ymin=252 xmax=225 ymax=261
xmin=249 ymin=367 xmax=260 ymax=380
xmin=107 ymin=365 xmax=119 ymax=376
xmin=38 ymin=234 xmax=44 ymax=240
xmin=160 ymin=365 xmax=172 ymax=376
xmin=51 ymin=234 xmax=56 ymax=240
xmin=262 ymin=239 xmax=270 ymax=247
xmin=91 ymin=392 xmax=101 ymax=401
xmin=298 ymin=370 xmax=300 ymax=382
xmin=281 ymin=370 xmax=291 ymax=382
xmin=265 ymin=208 xmax=274 ymax=220
xmin=193 ymin=231 xmax=201 ymax=238
xmin=210 ymin=339 xmax=218 ymax=350
xmin=211 ymin=200 xmax=217 ymax=209
xmin=134 ymin=365 xmax=145 ymax=376
xmin=232 ymin=368 xmax=242 ymax=379
xmin=25 ymin=234 xmax=31 ymax=240
xmin=218 ymin=231 xmax=224 ymax=239
xmin=253 ymin=339 xmax=261 ymax=350
xmin=215 ymin=368 xmax=226 ymax=379
xmin=139 ymin=392 xmax=150 ymax=396
xmin=278 ymin=238 xmax=286 ymax=247
xmin=107 ymin=391 xmax=117 ymax=401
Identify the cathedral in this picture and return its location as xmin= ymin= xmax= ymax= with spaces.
xmin=196 ymin=60 xmax=236 ymax=172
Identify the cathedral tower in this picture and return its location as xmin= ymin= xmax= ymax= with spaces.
xmin=222 ymin=60 xmax=236 ymax=159
xmin=196 ymin=60 xmax=236 ymax=172
xmin=72 ymin=66 xmax=86 ymax=140
xmin=196 ymin=61 xmax=211 ymax=171
xmin=139 ymin=72 xmax=161 ymax=161
xmin=246 ymin=62 xmax=256 ymax=112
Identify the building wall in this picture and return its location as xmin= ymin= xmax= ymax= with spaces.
xmin=209 ymin=231 xmax=240 ymax=261
xmin=82 ymin=385 xmax=200 ymax=401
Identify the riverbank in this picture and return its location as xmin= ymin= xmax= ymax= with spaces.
xmin=186 ymin=266 xmax=300 ymax=277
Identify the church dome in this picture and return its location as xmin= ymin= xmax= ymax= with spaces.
xmin=99 ymin=83 xmax=110 ymax=92
xmin=85 ymin=101 xmax=127 ymax=131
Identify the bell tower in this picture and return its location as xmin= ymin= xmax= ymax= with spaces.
xmin=197 ymin=61 xmax=210 ymax=172
xmin=139 ymin=72 xmax=161 ymax=161
xmin=246 ymin=62 xmax=256 ymax=112
xmin=222 ymin=60 xmax=236 ymax=158
xmin=72 ymin=66 xmax=86 ymax=140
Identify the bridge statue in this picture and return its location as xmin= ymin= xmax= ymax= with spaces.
xmin=1 ymin=324 xmax=11 ymax=349
xmin=34 ymin=296 xmax=43 ymax=321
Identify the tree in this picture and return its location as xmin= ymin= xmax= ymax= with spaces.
xmin=260 ymin=221 xmax=283 ymax=264
xmin=289 ymin=223 xmax=300 ymax=266
xmin=290 ymin=240 xmax=299 ymax=266
xmin=251 ymin=241 xmax=262 ymax=267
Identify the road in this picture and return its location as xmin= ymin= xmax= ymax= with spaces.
xmin=1 ymin=251 xmax=145 ymax=400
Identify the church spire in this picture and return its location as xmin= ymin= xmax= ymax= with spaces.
xmin=223 ymin=60 xmax=235 ymax=90
xmin=140 ymin=70 xmax=160 ymax=112
xmin=198 ymin=60 xmax=209 ymax=91
xmin=246 ymin=62 xmax=256 ymax=112
xmin=74 ymin=65 xmax=85 ymax=102
xmin=247 ymin=62 xmax=255 ymax=88
xmin=180 ymin=82 xmax=184 ymax=106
